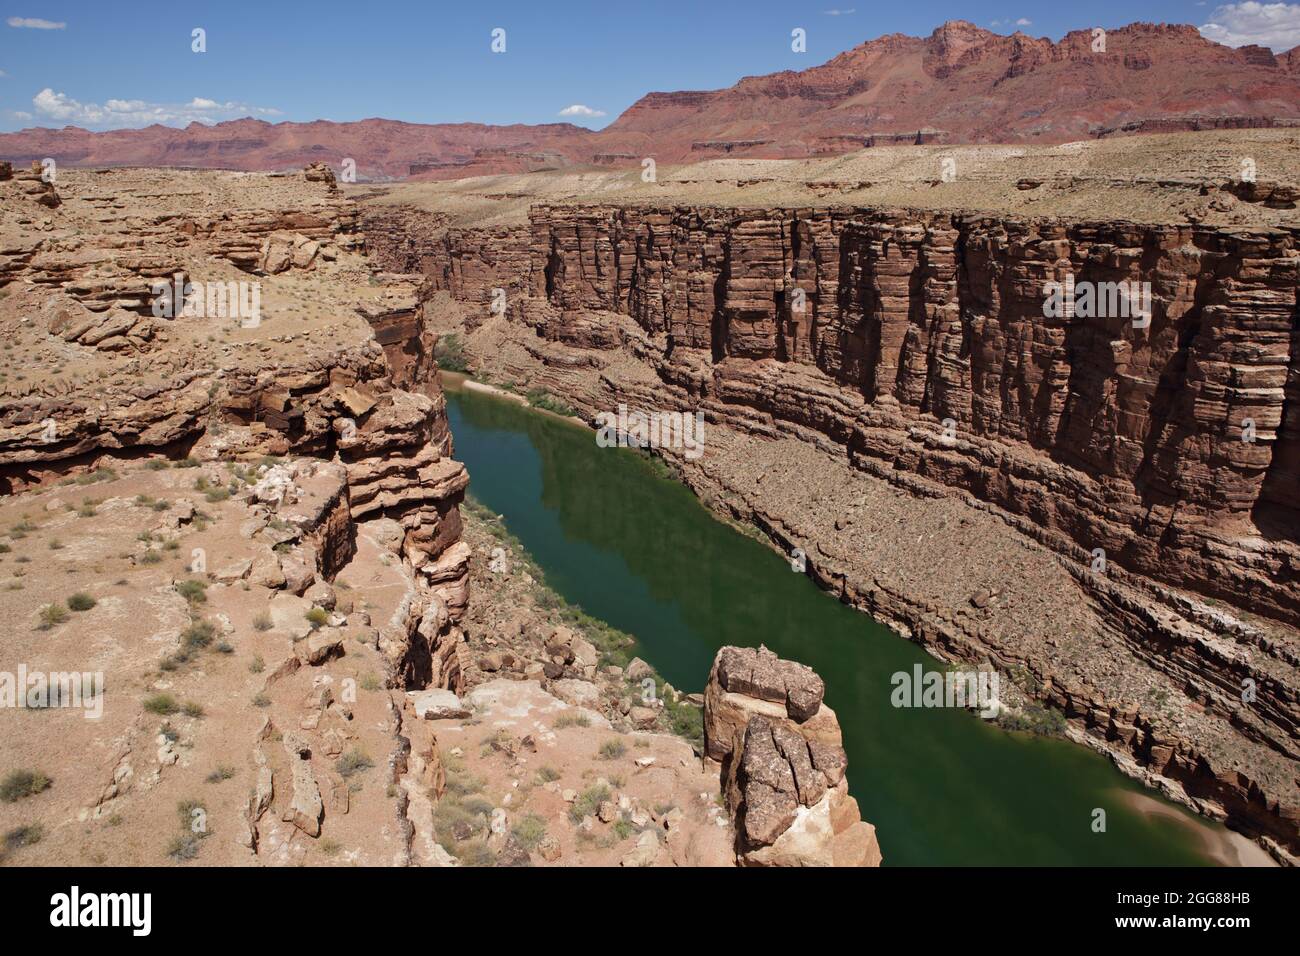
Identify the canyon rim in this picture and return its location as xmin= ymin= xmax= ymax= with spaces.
xmin=0 ymin=5 xmax=1296 ymax=931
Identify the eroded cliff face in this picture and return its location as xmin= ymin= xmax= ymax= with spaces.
xmin=402 ymin=204 xmax=1300 ymax=625
xmin=0 ymin=164 xmax=472 ymax=693
xmin=363 ymin=198 xmax=1300 ymax=860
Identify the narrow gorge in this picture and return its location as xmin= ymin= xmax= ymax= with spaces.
xmin=360 ymin=148 xmax=1300 ymax=862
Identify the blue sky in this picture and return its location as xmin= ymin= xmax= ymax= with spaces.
xmin=1 ymin=1 xmax=1297 ymax=132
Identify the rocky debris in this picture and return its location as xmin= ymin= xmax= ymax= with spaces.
xmin=706 ymin=648 xmax=881 ymax=866
xmin=12 ymin=159 xmax=61 ymax=207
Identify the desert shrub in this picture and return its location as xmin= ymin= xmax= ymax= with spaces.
xmin=0 ymin=770 xmax=51 ymax=803
xmin=511 ymin=813 xmax=547 ymax=851
xmin=143 ymin=693 xmax=179 ymax=715
xmin=598 ymin=739 xmax=627 ymax=760
xmin=252 ymin=612 xmax=273 ymax=632
xmin=175 ymin=580 xmax=207 ymax=605
xmin=36 ymin=603 xmax=69 ymax=630
xmin=335 ymin=748 xmax=373 ymax=778
xmin=569 ymin=784 xmax=611 ymax=823
xmin=553 ymin=712 xmax=590 ymax=730
xmin=435 ymin=333 xmax=468 ymax=372
xmin=2 ymin=824 xmax=43 ymax=852
xmin=525 ymin=389 xmax=577 ymax=417
xmin=305 ymin=607 xmax=329 ymax=629
xmin=181 ymin=619 xmax=216 ymax=650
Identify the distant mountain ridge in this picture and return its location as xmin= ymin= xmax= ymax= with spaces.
xmin=2 ymin=20 xmax=1298 ymax=179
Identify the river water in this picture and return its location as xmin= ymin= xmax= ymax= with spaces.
xmin=446 ymin=384 xmax=1229 ymax=866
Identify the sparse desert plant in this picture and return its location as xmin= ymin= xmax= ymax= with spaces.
xmin=335 ymin=747 xmax=374 ymax=779
xmin=143 ymin=693 xmax=180 ymax=716
xmin=569 ymin=784 xmax=611 ymax=823
xmin=359 ymin=672 xmax=381 ymax=692
xmin=248 ymin=654 xmax=265 ymax=674
xmin=205 ymin=766 xmax=235 ymax=784
xmin=435 ymin=333 xmax=469 ymax=372
xmin=175 ymin=579 xmax=207 ymax=605
xmin=599 ymin=739 xmax=627 ymax=760
xmin=140 ymin=551 xmax=163 ymax=565
xmin=182 ymin=701 xmax=204 ymax=719
xmin=252 ymin=611 xmax=273 ymax=632
xmin=2 ymin=824 xmax=43 ymax=853
xmin=612 ymin=818 xmax=635 ymax=841
xmin=181 ymin=619 xmax=216 ymax=650
xmin=36 ymin=603 xmax=69 ymax=630
xmin=66 ymin=592 xmax=96 ymax=612
xmin=252 ymin=693 xmax=270 ymax=708
xmin=511 ymin=813 xmax=548 ymax=851
xmin=534 ymin=765 xmax=561 ymax=784
xmin=305 ymin=607 xmax=329 ymax=629
xmin=553 ymin=712 xmax=590 ymax=730
xmin=0 ymin=770 xmax=51 ymax=803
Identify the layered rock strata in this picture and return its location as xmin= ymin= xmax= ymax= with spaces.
xmin=0 ymin=164 xmax=471 ymax=692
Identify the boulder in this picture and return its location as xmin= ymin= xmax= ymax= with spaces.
xmin=706 ymin=647 xmax=880 ymax=867
xmin=407 ymin=689 xmax=470 ymax=720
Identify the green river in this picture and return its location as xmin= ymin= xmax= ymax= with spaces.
xmin=447 ymin=383 xmax=1232 ymax=866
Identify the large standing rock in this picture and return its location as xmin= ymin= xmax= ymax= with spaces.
xmin=705 ymin=646 xmax=881 ymax=867
xmin=703 ymin=644 xmax=842 ymax=762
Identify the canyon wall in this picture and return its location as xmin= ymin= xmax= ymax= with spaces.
xmin=364 ymin=199 xmax=1300 ymax=857
xmin=377 ymin=203 xmax=1300 ymax=627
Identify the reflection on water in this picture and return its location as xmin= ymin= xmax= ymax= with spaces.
xmin=448 ymin=386 xmax=1221 ymax=866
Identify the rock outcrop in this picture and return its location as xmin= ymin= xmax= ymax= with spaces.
xmin=706 ymin=646 xmax=881 ymax=866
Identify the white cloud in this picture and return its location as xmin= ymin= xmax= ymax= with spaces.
xmin=1016 ymin=18 xmax=1032 ymax=26
xmin=823 ymin=8 xmax=856 ymax=14
xmin=1200 ymin=2 xmax=1300 ymax=50
xmin=0 ymin=69 xmax=7 ymax=78
xmin=991 ymin=17 xmax=1033 ymax=28
xmin=558 ymin=104 xmax=606 ymax=118
xmin=31 ymin=88 xmax=280 ymax=128
xmin=8 ymin=110 xmax=32 ymax=120
xmin=7 ymin=17 xmax=65 ymax=29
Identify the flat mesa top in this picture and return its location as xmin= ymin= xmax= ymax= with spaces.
xmin=353 ymin=130 xmax=1300 ymax=231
